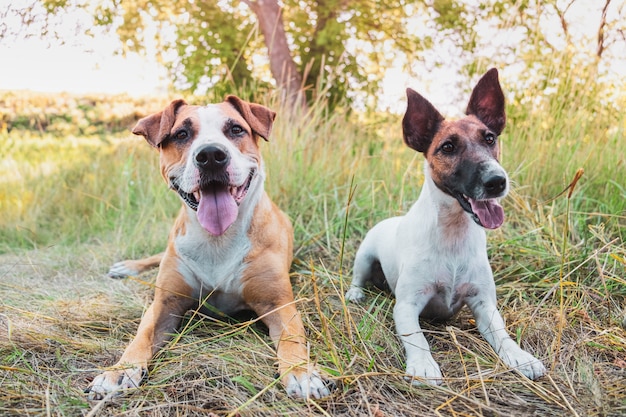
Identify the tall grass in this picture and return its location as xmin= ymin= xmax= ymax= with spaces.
xmin=0 ymin=133 xmax=176 ymax=254
xmin=505 ymin=59 xmax=625 ymax=240
xmin=2 ymin=62 xmax=623 ymax=259
xmin=1 ymin=63 xmax=624 ymax=302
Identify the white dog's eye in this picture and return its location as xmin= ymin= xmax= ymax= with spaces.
xmin=441 ymin=142 xmax=455 ymax=153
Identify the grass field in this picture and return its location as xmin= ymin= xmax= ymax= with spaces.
xmin=1 ymin=66 xmax=625 ymax=416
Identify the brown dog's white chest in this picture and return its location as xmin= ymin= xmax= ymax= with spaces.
xmin=171 ymin=205 xmax=255 ymax=309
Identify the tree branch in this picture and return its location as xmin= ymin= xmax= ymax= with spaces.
xmin=597 ymin=0 xmax=611 ymax=58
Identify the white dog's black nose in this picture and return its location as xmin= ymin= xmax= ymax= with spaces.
xmin=195 ymin=144 xmax=230 ymax=170
xmin=484 ymin=174 xmax=507 ymax=195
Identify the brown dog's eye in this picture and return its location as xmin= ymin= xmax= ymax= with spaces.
xmin=484 ymin=133 xmax=496 ymax=145
xmin=230 ymin=125 xmax=244 ymax=136
xmin=441 ymin=142 xmax=455 ymax=153
xmin=175 ymin=130 xmax=188 ymax=141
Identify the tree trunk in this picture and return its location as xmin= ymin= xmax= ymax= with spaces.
xmin=244 ymin=0 xmax=307 ymax=112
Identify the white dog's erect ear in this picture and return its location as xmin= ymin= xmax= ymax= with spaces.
xmin=132 ymin=99 xmax=188 ymax=147
xmin=465 ymin=68 xmax=506 ymax=135
xmin=402 ymin=88 xmax=445 ymax=153
xmin=225 ymin=95 xmax=276 ymax=141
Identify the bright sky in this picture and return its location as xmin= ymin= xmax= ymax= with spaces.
xmin=0 ymin=37 xmax=167 ymax=96
xmin=0 ymin=1 xmax=623 ymax=110
xmin=0 ymin=3 xmax=168 ymax=97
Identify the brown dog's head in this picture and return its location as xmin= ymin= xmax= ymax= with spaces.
xmin=132 ymin=96 xmax=276 ymax=236
xmin=401 ymin=68 xmax=508 ymax=229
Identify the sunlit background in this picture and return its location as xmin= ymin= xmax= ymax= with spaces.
xmin=0 ymin=4 xmax=167 ymax=96
xmin=1 ymin=1 xmax=624 ymax=114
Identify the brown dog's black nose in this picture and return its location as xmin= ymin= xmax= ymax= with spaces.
xmin=484 ymin=174 xmax=507 ymax=195
xmin=194 ymin=144 xmax=230 ymax=170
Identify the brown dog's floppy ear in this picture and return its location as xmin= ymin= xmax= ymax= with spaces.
xmin=132 ymin=99 xmax=187 ymax=147
xmin=466 ymin=68 xmax=506 ymax=135
xmin=402 ymin=88 xmax=444 ymax=153
xmin=225 ymin=95 xmax=276 ymax=141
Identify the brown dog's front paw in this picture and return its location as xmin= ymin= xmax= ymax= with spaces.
xmin=85 ymin=366 xmax=147 ymax=400
xmin=107 ymin=261 xmax=140 ymax=279
xmin=283 ymin=368 xmax=335 ymax=399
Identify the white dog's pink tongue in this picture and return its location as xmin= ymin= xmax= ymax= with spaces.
xmin=469 ymin=199 xmax=504 ymax=229
xmin=197 ymin=185 xmax=238 ymax=235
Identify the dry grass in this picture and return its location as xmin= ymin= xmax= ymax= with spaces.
xmin=1 ymin=223 xmax=625 ymax=416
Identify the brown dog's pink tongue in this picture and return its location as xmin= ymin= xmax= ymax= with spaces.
xmin=197 ymin=185 xmax=238 ymax=235
xmin=469 ymin=199 xmax=504 ymax=229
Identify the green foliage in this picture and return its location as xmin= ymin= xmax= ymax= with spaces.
xmin=283 ymin=0 xmax=425 ymax=108
xmin=504 ymin=56 xmax=626 ymax=251
xmin=59 ymin=0 xmax=426 ymax=109
xmin=0 ymin=132 xmax=178 ymax=253
xmin=174 ymin=2 xmax=257 ymax=93
xmin=6 ymin=1 xmax=626 ymax=113
xmin=432 ymin=0 xmax=469 ymax=30
xmin=41 ymin=0 xmax=70 ymax=13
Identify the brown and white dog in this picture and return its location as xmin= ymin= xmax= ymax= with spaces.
xmin=86 ymin=96 xmax=331 ymax=400
xmin=346 ymin=69 xmax=546 ymax=385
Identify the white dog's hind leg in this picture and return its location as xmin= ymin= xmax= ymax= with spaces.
xmin=345 ymin=257 xmax=372 ymax=302
xmin=346 ymin=238 xmax=381 ymax=302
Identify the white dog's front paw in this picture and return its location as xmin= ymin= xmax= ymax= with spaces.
xmin=284 ymin=368 xmax=334 ymax=399
xmin=499 ymin=342 xmax=546 ymax=380
xmin=86 ymin=366 xmax=147 ymax=400
xmin=345 ymin=286 xmax=365 ymax=303
xmin=405 ymin=357 xmax=443 ymax=386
